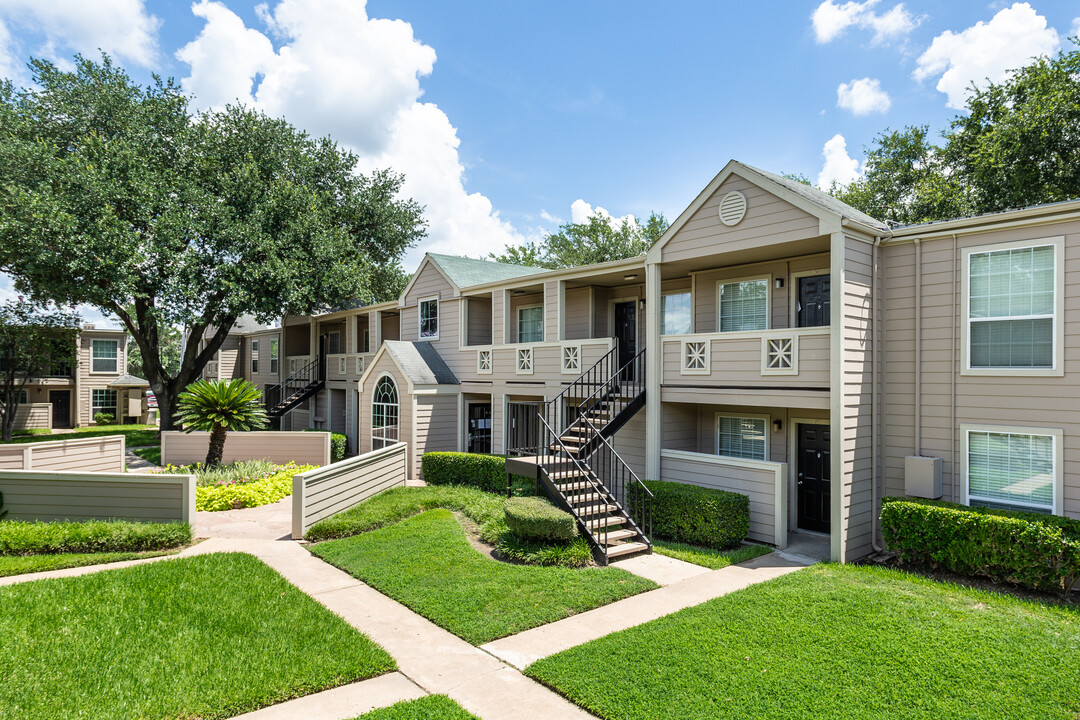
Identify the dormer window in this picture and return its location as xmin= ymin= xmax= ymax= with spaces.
xmin=420 ymin=297 xmax=439 ymax=339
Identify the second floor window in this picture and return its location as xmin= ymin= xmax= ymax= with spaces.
xmin=420 ymin=298 xmax=439 ymax=339
xmin=270 ymin=339 xmax=279 ymax=374
xmin=719 ymin=279 xmax=768 ymax=332
xmin=518 ymin=305 xmax=543 ymax=343
xmin=661 ymin=293 xmax=692 ymax=335
xmin=251 ymin=341 xmax=259 ymax=374
xmin=91 ymin=339 xmax=118 ymax=373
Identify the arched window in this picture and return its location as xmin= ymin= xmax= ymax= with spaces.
xmin=371 ymin=375 xmax=399 ymax=450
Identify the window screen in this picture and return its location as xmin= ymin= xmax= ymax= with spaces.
xmin=518 ymin=306 xmax=544 ymax=343
xmin=719 ymin=280 xmax=768 ymax=332
xmin=968 ymin=430 xmax=1054 ymax=512
xmin=969 ymin=245 xmax=1054 ymax=368
xmin=716 ymin=416 xmax=767 ymax=461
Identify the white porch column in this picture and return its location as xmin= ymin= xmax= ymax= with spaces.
xmin=645 ymin=261 xmax=662 ymax=481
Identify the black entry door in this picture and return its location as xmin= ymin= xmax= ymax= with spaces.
xmin=467 ymin=403 xmax=492 ymax=454
xmin=797 ymin=275 xmax=830 ymax=327
xmin=49 ymin=390 xmax=70 ymax=428
xmin=614 ymin=301 xmax=637 ymax=379
xmin=797 ymin=423 xmax=831 ymax=533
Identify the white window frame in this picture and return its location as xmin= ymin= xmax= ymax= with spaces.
xmin=517 ymin=304 xmax=544 ymax=344
xmin=961 ymin=236 xmax=1064 ymax=377
xmin=717 ymin=275 xmax=771 ymax=333
xmin=660 ymin=291 xmax=693 ymax=336
xmin=251 ymin=340 xmax=259 ymax=374
xmin=960 ymin=423 xmax=1063 ymax=515
xmin=91 ymin=388 xmax=118 ymax=420
xmin=715 ymin=412 xmax=770 ymax=462
xmin=371 ymin=374 xmax=400 ymax=451
xmin=269 ymin=339 xmax=279 ymax=374
xmin=326 ymin=331 xmax=341 ymax=355
xmin=90 ymin=339 xmax=119 ymax=374
xmin=419 ymin=296 xmax=439 ymax=340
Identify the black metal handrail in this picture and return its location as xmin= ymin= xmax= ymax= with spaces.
xmin=540 ymin=345 xmax=620 ymax=438
xmin=264 ymin=354 xmax=323 ymax=413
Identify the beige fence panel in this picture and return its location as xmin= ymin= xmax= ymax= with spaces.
xmin=13 ymin=403 xmax=52 ymax=430
xmin=0 ymin=470 xmax=195 ymax=525
xmin=0 ymin=435 xmax=126 ymax=473
xmin=161 ymin=430 xmax=330 ymax=467
xmin=292 ymin=442 xmax=407 ymax=539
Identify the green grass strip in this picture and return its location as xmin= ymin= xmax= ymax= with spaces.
xmin=0 ymin=553 xmax=395 ymax=720
xmin=526 ymin=564 xmax=1080 ymax=720
xmin=131 ymin=446 xmax=161 ymax=464
xmin=0 ymin=550 xmax=173 ymax=577
xmin=311 ymin=509 xmax=658 ymax=645
xmin=652 ymin=539 xmax=772 ymax=569
xmin=350 ymin=695 xmax=480 ymax=719
xmin=0 ymin=519 xmax=191 ymax=555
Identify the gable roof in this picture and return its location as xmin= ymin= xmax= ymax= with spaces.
xmin=740 ymin=164 xmax=887 ymax=232
xmin=427 ymin=253 xmax=547 ymax=288
xmin=381 ymin=340 xmax=459 ymax=386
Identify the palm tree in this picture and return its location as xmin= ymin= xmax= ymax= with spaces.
xmin=176 ymin=379 xmax=268 ymax=468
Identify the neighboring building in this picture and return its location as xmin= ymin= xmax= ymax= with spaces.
xmin=214 ymin=159 xmax=1080 ymax=563
xmin=13 ymin=326 xmax=148 ymax=429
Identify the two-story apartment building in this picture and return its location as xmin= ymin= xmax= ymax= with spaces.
xmin=218 ymin=159 xmax=1080 ymax=563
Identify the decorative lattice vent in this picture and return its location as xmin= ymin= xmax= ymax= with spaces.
xmin=718 ymin=191 xmax=747 ymax=226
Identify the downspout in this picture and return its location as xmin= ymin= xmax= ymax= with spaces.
xmin=871 ymin=236 xmax=884 ymax=552
xmin=914 ymin=238 xmax=922 ymax=457
xmin=951 ymin=233 xmax=959 ymax=503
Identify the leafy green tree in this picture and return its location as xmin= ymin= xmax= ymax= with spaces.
xmin=128 ymin=322 xmax=181 ymax=377
xmin=176 ymin=379 xmax=268 ymax=467
xmin=0 ymin=299 xmax=79 ymax=441
xmin=490 ymin=212 xmax=669 ymax=269
xmin=0 ymin=55 xmax=426 ymax=431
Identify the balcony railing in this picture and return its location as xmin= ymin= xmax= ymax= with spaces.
xmin=661 ymin=327 xmax=830 ymax=387
xmin=463 ymin=338 xmax=615 ymax=381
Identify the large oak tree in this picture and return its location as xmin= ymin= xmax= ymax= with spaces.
xmin=0 ymin=56 xmax=425 ymax=430
xmin=490 ymin=212 xmax=668 ymax=269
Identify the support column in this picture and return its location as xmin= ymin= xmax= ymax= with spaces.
xmin=829 ymin=230 xmax=845 ymax=563
xmin=645 ymin=261 xmax=662 ymax=481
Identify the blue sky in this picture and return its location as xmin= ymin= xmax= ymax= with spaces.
xmin=1 ymin=1 xmax=1078 ymax=326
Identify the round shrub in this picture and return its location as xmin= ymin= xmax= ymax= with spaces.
xmin=503 ymin=496 xmax=577 ymax=542
xmin=422 ymin=452 xmax=505 ymax=494
xmin=303 ymin=428 xmax=349 ymax=462
xmin=631 ymin=480 xmax=750 ymax=549
xmin=93 ymin=412 xmax=115 ymax=425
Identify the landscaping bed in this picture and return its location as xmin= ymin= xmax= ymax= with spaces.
xmin=155 ymin=459 xmax=315 ymax=511
xmin=525 ymin=564 xmax=1080 ymax=720
xmin=311 ymin=508 xmax=657 ymax=644
xmin=0 ymin=553 xmax=395 ymax=720
xmin=351 ymin=695 xmax=479 ymax=720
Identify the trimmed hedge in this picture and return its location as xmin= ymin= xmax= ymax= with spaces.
xmin=303 ymin=428 xmax=349 ymax=462
xmin=632 ymin=480 xmax=750 ymax=549
xmin=0 ymin=519 xmax=191 ymax=555
xmin=881 ymin=497 xmax=1080 ymax=596
xmin=504 ymin=497 xmax=577 ymax=542
xmin=422 ymin=452 xmax=505 ymax=494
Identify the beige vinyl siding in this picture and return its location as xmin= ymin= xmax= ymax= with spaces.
xmin=77 ymin=331 xmax=126 ymax=426
xmin=593 ymin=287 xmax=610 ymax=337
xmin=840 ymin=236 xmax=875 ymax=561
xmin=358 ymin=353 xmax=411 ymax=464
xmin=161 ymin=430 xmax=331 ymax=467
xmin=216 ymin=334 xmax=242 ymax=379
xmin=882 ymin=219 xmax=1080 ymax=520
xmin=414 ymin=394 xmax=458 ymax=479
xmin=330 ymin=388 xmax=347 ymax=435
xmin=246 ymin=330 xmax=282 ymax=387
xmin=284 ymin=317 xmax=312 ymax=356
xmin=13 ymin=403 xmax=51 ymax=430
xmin=563 ymin=287 xmax=592 ymax=340
xmin=661 ymin=329 xmax=830 ymax=388
xmin=692 ymin=254 xmax=828 ymax=333
xmin=660 ymin=173 xmax=820 ymax=265
xmin=0 ymin=435 xmax=126 ymax=473
xmin=0 ymin=471 xmax=193 ymax=523
xmin=493 ymin=290 xmax=506 ymax=345
xmin=660 ymin=402 xmax=697 ymax=452
xmin=381 ymin=313 xmax=400 ymax=342
xmin=610 ymin=411 xmax=646 ymax=479
xmin=545 ymin=281 xmax=560 ymax=342
xmin=466 ymin=296 xmax=493 ymax=346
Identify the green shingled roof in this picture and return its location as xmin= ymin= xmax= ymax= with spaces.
xmin=427 ymin=253 xmax=548 ymax=288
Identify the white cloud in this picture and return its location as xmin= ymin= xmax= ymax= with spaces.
xmin=836 ymin=77 xmax=892 ymax=114
xmin=914 ymin=2 xmax=1059 ymax=109
xmin=0 ymin=0 xmax=159 ymax=75
xmin=817 ymin=134 xmax=862 ymax=189
xmin=569 ymin=199 xmax=636 ymax=230
xmin=0 ymin=18 xmax=19 ymax=82
xmin=539 ymin=210 xmax=562 ymax=225
xmin=0 ymin=273 xmax=119 ymax=328
xmin=811 ymin=0 xmax=918 ymax=44
xmin=177 ymin=0 xmax=521 ymax=267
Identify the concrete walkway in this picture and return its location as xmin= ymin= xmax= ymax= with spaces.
xmin=124 ymin=445 xmax=159 ymax=473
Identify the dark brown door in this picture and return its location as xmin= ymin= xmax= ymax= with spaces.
xmin=467 ymin=403 xmax=492 ymax=454
xmin=797 ymin=423 xmax=831 ymax=533
xmin=614 ymin=301 xmax=637 ymax=379
xmin=48 ymin=390 xmax=70 ymax=428
xmin=797 ymin=275 xmax=830 ymax=327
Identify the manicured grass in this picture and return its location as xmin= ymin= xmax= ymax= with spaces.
xmin=526 ymin=564 xmax=1080 ymax=720
xmin=4 ymin=424 xmax=159 ymax=446
xmin=131 ymin=445 xmax=161 ymax=464
xmin=0 ymin=553 xmax=395 ymax=720
xmin=311 ymin=509 xmax=658 ymax=644
xmin=0 ymin=549 xmax=174 ymax=577
xmin=351 ymin=695 xmax=479 ymax=720
xmin=652 ymin=539 xmax=773 ymax=569
xmin=0 ymin=519 xmax=191 ymax=555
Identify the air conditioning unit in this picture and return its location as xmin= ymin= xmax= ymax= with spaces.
xmin=904 ymin=456 xmax=942 ymax=499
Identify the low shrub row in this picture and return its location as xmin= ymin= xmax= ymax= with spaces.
xmin=630 ymin=480 xmax=750 ymax=549
xmin=881 ymin=497 xmax=1080 ymax=596
xmin=0 ymin=519 xmax=191 ymax=555
xmin=421 ymin=452 xmax=506 ymax=494
xmin=504 ymin=496 xmax=577 ymax=542
xmin=303 ymin=428 xmax=349 ymax=462
xmin=195 ymin=462 xmax=315 ymax=511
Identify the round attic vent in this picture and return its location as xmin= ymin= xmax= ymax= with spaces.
xmin=718 ymin=191 xmax=747 ymax=226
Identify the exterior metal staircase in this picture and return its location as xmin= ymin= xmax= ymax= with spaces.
xmin=525 ymin=346 xmax=653 ymax=565
xmin=264 ymin=355 xmax=325 ymax=419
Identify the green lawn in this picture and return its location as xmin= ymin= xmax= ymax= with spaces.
xmin=311 ymin=509 xmax=658 ymax=644
xmin=351 ymin=695 xmax=479 ymax=720
xmin=0 ymin=553 xmax=395 ymax=720
xmin=131 ymin=445 xmax=161 ymax=464
xmin=652 ymin=539 xmax=773 ymax=569
xmin=526 ymin=564 xmax=1080 ymax=720
xmin=4 ymin=424 xmax=159 ymax=447
xmin=0 ymin=549 xmax=175 ymax=577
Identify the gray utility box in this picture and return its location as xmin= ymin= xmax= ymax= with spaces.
xmin=905 ymin=455 xmax=943 ymax=499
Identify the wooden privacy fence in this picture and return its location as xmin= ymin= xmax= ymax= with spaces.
xmin=292 ymin=442 xmax=407 ymax=539
xmin=161 ymin=430 xmax=330 ymax=467
xmin=0 ymin=470 xmax=196 ymax=524
xmin=0 ymin=435 xmax=126 ymax=473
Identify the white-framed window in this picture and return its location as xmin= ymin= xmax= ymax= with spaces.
xmin=91 ymin=339 xmax=119 ymax=373
xmin=963 ymin=238 xmax=1063 ymax=375
xmin=269 ymin=339 xmax=279 ymax=374
xmin=363 ymin=329 xmax=370 ymax=353
xmin=91 ymin=389 xmax=117 ymax=420
xmin=371 ymin=375 xmax=399 ymax=450
xmin=419 ymin=297 xmax=439 ymax=339
xmin=517 ymin=305 xmax=544 ymax=343
xmin=718 ymin=278 xmax=769 ymax=332
xmin=716 ymin=414 xmax=768 ymax=461
xmin=251 ymin=340 xmax=259 ymax=374
xmin=661 ymin=292 xmax=692 ymax=335
xmin=962 ymin=424 xmax=1062 ymax=514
